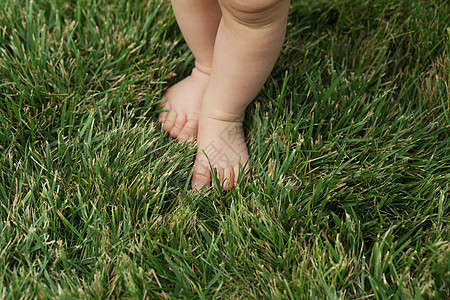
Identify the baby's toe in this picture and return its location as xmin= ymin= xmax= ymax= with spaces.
xmin=163 ymin=110 xmax=177 ymax=133
xmin=158 ymin=103 xmax=170 ymax=124
xmin=221 ymin=166 xmax=235 ymax=191
xmin=159 ymin=111 xmax=168 ymax=123
xmin=177 ymin=119 xmax=198 ymax=142
xmin=192 ymin=160 xmax=211 ymax=192
xmin=170 ymin=113 xmax=186 ymax=138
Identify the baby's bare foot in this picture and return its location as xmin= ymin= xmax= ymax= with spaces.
xmin=159 ymin=64 xmax=210 ymax=141
xmin=192 ymin=112 xmax=249 ymax=191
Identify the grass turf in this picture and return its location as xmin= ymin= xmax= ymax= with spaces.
xmin=0 ymin=0 xmax=449 ymax=298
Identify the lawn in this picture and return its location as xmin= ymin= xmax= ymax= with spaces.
xmin=0 ymin=0 xmax=449 ymax=298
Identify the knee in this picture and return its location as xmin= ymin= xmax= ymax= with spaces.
xmin=220 ymin=0 xmax=289 ymax=28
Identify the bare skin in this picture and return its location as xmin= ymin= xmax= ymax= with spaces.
xmin=160 ymin=0 xmax=290 ymax=191
xmin=158 ymin=64 xmax=210 ymax=142
xmin=158 ymin=0 xmax=221 ymax=141
xmin=193 ymin=112 xmax=249 ymax=190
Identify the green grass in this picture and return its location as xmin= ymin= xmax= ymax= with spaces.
xmin=0 ymin=0 xmax=449 ymax=298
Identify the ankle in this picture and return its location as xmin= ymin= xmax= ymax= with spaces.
xmin=193 ymin=62 xmax=213 ymax=76
xmin=200 ymin=103 xmax=245 ymax=123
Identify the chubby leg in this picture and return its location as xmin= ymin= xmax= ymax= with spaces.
xmin=192 ymin=0 xmax=290 ymax=190
xmin=159 ymin=0 xmax=222 ymax=141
